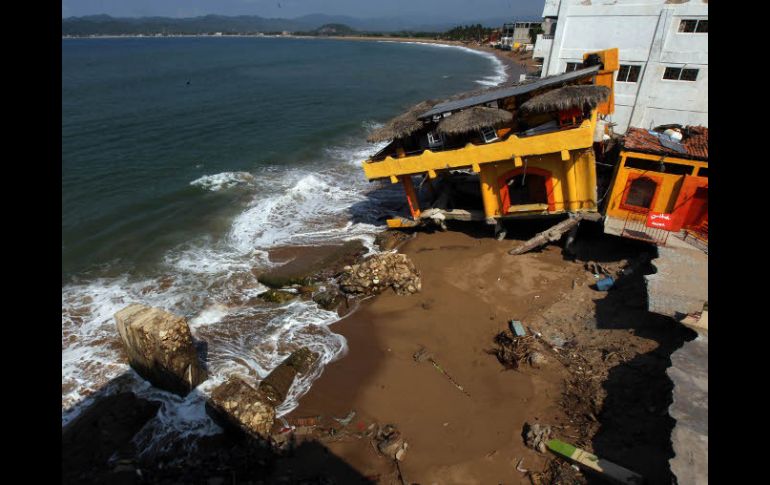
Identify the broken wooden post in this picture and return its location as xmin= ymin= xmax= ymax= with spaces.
xmin=508 ymin=215 xmax=583 ymax=255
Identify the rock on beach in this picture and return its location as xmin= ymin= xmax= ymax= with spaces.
xmin=339 ymin=252 xmax=421 ymax=296
xmin=114 ymin=304 xmax=208 ymax=396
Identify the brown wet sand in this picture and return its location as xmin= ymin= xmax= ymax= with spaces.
xmin=290 ymin=229 xmax=581 ymax=483
xmin=288 ymin=223 xmax=692 ymax=484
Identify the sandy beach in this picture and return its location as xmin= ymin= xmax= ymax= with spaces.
xmin=323 ymin=35 xmax=539 ymax=78
xmin=61 ymin=33 xmax=692 ymax=484
xmin=285 ymin=222 xmax=693 ymax=484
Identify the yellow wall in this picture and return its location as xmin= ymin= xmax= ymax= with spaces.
xmin=478 ymin=147 xmax=598 ymax=218
xmin=605 ymin=151 xmax=707 ymax=218
xmin=362 ymin=117 xmax=596 ymax=182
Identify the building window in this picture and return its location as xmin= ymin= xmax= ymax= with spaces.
xmin=678 ymin=19 xmax=708 ymax=33
xmin=565 ymin=62 xmax=582 ymax=72
xmin=625 ymin=157 xmax=693 ymax=175
xmin=480 ymin=127 xmax=499 ymax=143
xmin=663 ymin=67 xmax=699 ymax=81
xmin=427 ymin=131 xmax=444 ymax=148
xmin=622 ymin=177 xmax=658 ymax=212
xmin=617 ymin=65 xmax=641 ymax=83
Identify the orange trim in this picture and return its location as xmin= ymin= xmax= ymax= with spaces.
xmin=401 ymin=175 xmax=421 ymax=219
xmin=497 ymin=167 xmax=556 ymax=213
xmin=619 ymin=173 xmax=663 ymax=214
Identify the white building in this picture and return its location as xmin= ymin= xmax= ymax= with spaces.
xmin=532 ymin=0 xmax=707 ymax=134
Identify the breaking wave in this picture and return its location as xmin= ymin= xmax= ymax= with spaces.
xmin=190 ymin=171 xmax=256 ymax=191
xmin=61 ymin=134 xmax=398 ymax=453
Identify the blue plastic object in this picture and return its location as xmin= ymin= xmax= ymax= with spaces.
xmin=509 ymin=320 xmax=527 ymax=336
xmin=596 ymin=277 xmax=615 ymax=291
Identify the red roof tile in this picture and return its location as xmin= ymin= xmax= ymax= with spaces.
xmin=623 ymin=126 xmax=708 ymax=161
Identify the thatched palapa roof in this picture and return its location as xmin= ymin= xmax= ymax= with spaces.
xmin=437 ymin=106 xmax=513 ymax=135
xmin=520 ymin=85 xmax=610 ymax=113
xmin=366 ymin=100 xmax=438 ymax=143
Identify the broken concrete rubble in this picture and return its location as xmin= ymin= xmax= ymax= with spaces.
xmin=258 ymin=347 xmax=320 ymax=405
xmin=339 ymin=252 xmax=421 ymax=296
xmin=206 ymin=346 xmax=318 ymax=441
xmin=206 ymin=376 xmax=276 ymax=440
xmin=114 ymin=304 xmax=208 ymax=396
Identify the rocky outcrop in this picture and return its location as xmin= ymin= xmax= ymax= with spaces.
xmin=206 ymin=377 xmax=276 ymax=440
xmin=339 ymin=252 xmax=421 ymax=296
xmin=257 ymin=289 xmax=297 ymax=304
xmin=206 ymin=347 xmax=319 ymax=440
xmin=258 ymin=347 xmax=319 ymax=405
xmin=114 ymin=304 xmax=207 ymax=396
xmin=257 ymin=241 xmax=365 ymax=288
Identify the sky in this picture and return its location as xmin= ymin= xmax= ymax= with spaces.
xmin=61 ymin=0 xmax=544 ymax=20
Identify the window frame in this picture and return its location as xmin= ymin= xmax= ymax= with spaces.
xmin=663 ymin=66 xmax=699 ymax=82
xmin=617 ymin=64 xmax=641 ymax=83
xmin=619 ymin=172 xmax=663 ymax=214
xmin=427 ymin=131 xmax=444 ymax=148
xmin=480 ymin=127 xmax=499 ymax=143
xmin=678 ymin=18 xmax=708 ymax=33
xmin=565 ymin=62 xmax=582 ymax=72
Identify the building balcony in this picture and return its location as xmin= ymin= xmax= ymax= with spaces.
xmin=362 ymin=118 xmax=596 ymax=182
xmin=534 ymin=34 xmax=553 ymax=60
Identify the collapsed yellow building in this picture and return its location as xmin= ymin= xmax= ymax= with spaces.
xmin=362 ymin=49 xmax=619 ymax=238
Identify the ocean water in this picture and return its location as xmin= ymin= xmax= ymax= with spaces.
xmin=62 ymin=36 xmax=508 ymax=454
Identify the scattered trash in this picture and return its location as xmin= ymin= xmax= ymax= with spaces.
xmin=547 ymin=439 xmax=644 ymax=484
xmin=287 ymin=415 xmax=320 ymax=427
xmin=523 ymin=422 xmax=552 ymax=453
xmin=414 ymin=346 xmax=470 ymax=397
xmin=489 ymin=331 xmax=541 ymax=369
xmin=509 ymin=320 xmax=527 ymax=336
xmin=515 ymin=457 xmax=528 ymax=473
xmin=596 ymin=276 xmax=615 ymax=291
xmin=376 ymin=424 xmax=408 ymax=461
xmin=333 ymin=410 xmax=356 ymax=426
xmin=528 ymin=351 xmax=547 ymax=368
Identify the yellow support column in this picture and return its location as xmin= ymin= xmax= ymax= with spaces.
xmin=479 ymin=166 xmax=500 ymax=222
xmin=564 ymin=150 xmax=580 ymax=212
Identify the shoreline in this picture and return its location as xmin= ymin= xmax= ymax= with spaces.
xmin=63 ymin=33 xmax=538 ymax=80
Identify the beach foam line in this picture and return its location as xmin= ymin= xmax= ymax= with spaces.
xmin=190 ymin=171 xmax=256 ymax=191
xmin=62 ymin=135 xmax=396 ymax=454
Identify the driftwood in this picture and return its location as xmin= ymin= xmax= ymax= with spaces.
xmin=508 ymin=216 xmax=583 ymax=255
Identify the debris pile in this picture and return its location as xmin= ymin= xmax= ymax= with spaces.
xmin=489 ymin=330 xmax=543 ymax=370
xmin=523 ymin=422 xmax=552 ymax=453
xmin=376 ymin=424 xmax=408 ymax=461
xmin=339 ymin=252 xmax=421 ymax=296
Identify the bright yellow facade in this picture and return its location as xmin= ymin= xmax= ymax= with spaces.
xmin=605 ymin=151 xmax=707 ymax=218
xmin=362 ymin=48 xmax=618 ymax=229
xmin=363 ymin=114 xmax=600 ymax=224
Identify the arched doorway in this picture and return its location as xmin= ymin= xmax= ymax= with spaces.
xmin=498 ymin=167 xmax=556 ymax=213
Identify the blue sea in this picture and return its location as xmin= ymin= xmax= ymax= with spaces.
xmin=61 ymin=36 xmax=511 ymax=451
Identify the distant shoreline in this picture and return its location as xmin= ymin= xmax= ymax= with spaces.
xmin=62 ymin=33 xmax=537 ymax=81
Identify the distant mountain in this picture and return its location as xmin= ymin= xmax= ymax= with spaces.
xmin=313 ymin=24 xmax=358 ymax=36
xmin=62 ymin=14 xmax=543 ymax=36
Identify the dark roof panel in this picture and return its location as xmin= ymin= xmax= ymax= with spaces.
xmin=419 ymin=65 xmax=600 ymax=119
